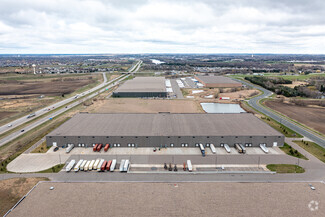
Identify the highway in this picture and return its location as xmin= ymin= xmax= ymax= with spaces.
xmin=235 ymin=78 xmax=325 ymax=148
xmin=128 ymin=60 xmax=142 ymax=73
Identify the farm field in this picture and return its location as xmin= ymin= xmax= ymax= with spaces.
xmin=264 ymin=100 xmax=325 ymax=134
xmin=86 ymin=98 xmax=204 ymax=113
xmin=0 ymin=73 xmax=102 ymax=125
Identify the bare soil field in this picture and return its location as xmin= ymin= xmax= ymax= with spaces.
xmin=265 ymin=100 xmax=325 ymax=134
xmin=86 ymin=98 xmax=204 ymax=113
xmin=183 ymin=88 xmax=259 ymax=102
xmin=8 ymin=182 xmax=325 ymax=217
xmin=0 ymin=73 xmax=102 ymax=124
xmin=0 ymin=111 xmax=17 ymax=119
xmin=0 ymin=76 xmax=96 ymax=96
xmin=0 ymin=177 xmax=48 ymax=216
xmin=283 ymin=81 xmax=308 ymax=88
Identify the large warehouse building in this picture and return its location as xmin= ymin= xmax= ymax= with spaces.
xmin=194 ymin=75 xmax=242 ymax=88
xmin=46 ymin=113 xmax=284 ymax=148
xmin=113 ymin=77 xmax=167 ymax=97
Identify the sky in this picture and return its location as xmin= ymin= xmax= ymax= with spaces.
xmin=0 ymin=0 xmax=324 ymax=54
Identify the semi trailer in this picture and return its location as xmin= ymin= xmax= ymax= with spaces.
xmin=199 ymin=144 xmax=205 ymax=157
xmin=66 ymin=144 xmax=74 ymax=153
xmin=187 ymin=160 xmax=192 ymax=172
xmin=210 ymin=144 xmax=216 ymax=154
xmin=65 ymin=160 xmax=76 ymax=172
xmin=110 ymin=159 xmax=117 ymax=172
xmin=74 ymin=159 xmax=84 ymax=172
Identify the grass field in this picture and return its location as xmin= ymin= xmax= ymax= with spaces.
xmin=0 ymin=177 xmax=49 ymax=216
xmin=260 ymin=116 xmax=303 ymax=138
xmin=38 ymin=164 xmax=64 ymax=173
xmin=229 ymin=73 xmax=325 ymax=81
xmin=31 ymin=141 xmax=50 ymax=153
xmin=266 ymin=164 xmax=305 ymax=173
xmin=279 ymin=143 xmax=308 ymax=160
xmin=293 ymin=140 xmax=325 ymax=163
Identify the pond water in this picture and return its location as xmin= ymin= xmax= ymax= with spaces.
xmin=200 ymin=103 xmax=246 ymax=113
xmin=151 ymin=59 xmax=165 ymax=64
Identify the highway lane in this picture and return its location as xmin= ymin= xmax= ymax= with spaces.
xmin=0 ymin=72 xmax=108 ymax=135
xmin=235 ymin=78 xmax=325 ymax=148
xmin=0 ymin=74 xmax=129 ymax=147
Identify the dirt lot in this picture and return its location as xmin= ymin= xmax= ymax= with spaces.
xmin=0 ymin=177 xmax=48 ymax=216
xmin=0 ymin=111 xmax=17 ymax=120
xmin=86 ymin=98 xmax=204 ymax=113
xmin=8 ymin=182 xmax=325 ymax=217
xmin=183 ymin=88 xmax=259 ymax=101
xmin=265 ymin=100 xmax=325 ymax=134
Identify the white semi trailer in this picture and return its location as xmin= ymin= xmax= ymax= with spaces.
xmin=110 ymin=159 xmax=117 ymax=172
xmin=187 ymin=160 xmax=192 ymax=172
xmin=80 ymin=160 xmax=87 ymax=171
xmin=123 ymin=160 xmax=130 ymax=172
xmin=260 ymin=144 xmax=269 ymax=153
xmin=119 ymin=159 xmax=126 ymax=172
xmin=84 ymin=161 xmax=91 ymax=171
xmin=74 ymin=159 xmax=84 ymax=172
xmin=66 ymin=144 xmax=74 ymax=153
xmin=210 ymin=144 xmax=216 ymax=154
xmin=65 ymin=160 xmax=76 ymax=172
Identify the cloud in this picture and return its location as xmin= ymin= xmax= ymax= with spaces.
xmin=0 ymin=0 xmax=324 ymax=53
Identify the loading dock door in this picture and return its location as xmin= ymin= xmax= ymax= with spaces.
xmin=273 ymin=142 xmax=277 ymax=147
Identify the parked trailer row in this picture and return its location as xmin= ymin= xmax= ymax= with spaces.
xmin=67 ymin=159 xmax=118 ymax=172
xmin=66 ymin=144 xmax=74 ymax=153
xmin=65 ymin=160 xmax=76 ymax=172
xmin=260 ymin=143 xmax=269 ymax=153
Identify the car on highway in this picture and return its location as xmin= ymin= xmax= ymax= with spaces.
xmin=8 ymin=124 xmax=12 ymax=127
xmin=27 ymin=113 xmax=36 ymax=118
xmin=20 ymin=129 xmax=25 ymax=132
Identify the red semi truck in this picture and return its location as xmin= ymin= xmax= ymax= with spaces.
xmin=106 ymin=160 xmax=112 ymax=171
xmin=104 ymin=144 xmax=110 ymax=152
xmin=93 ymin=144 xmax=98 ymax=152
xmin=101 ymin=161 xmax=107 ymax=171
xmin=97 ymin=143 xmax=103 ymax=152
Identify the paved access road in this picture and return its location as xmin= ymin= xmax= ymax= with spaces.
xmin=235 ymin=78 xmax=325 ymax=148
xmin=0 ymin=74 xmax=129 ymax=147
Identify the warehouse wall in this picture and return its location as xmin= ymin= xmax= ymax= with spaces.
xmin=112 ymin=92 xmax=167 ymax=97
xmin=46 ymin=135 xmax=284 ymax=148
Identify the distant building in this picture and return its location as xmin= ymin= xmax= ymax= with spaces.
xmin=113 ymin=77 xmax=167 ymax=97
xmin=194 ymin=75 xmax=242 ymax=88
